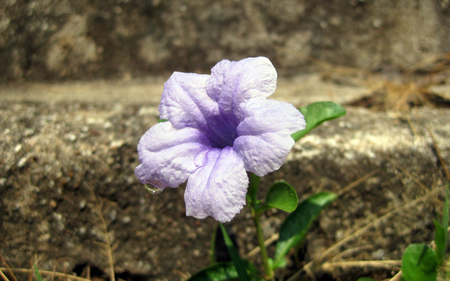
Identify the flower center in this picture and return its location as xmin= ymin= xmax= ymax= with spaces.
xmin=210 ymin=129 xmax=237 ymax=149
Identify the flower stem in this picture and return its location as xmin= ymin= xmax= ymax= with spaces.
xmin=252 ymin=210 xmax=273 ymax=279
xmin=248 ymin=174 xmax=273 ymax=279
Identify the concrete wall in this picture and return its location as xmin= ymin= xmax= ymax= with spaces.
xmin=1 ymin=0 xmax=449 ymax=81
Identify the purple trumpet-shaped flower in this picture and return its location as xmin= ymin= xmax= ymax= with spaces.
xmin=135 ymin=57 xmax=306 ymax=222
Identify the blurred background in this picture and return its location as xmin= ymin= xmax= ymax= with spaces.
xmin=1 ymin=0 xmax=449 ymax=82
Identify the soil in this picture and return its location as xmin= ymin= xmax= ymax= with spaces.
xmin=0 ymin=73 xmax=449 ymax=281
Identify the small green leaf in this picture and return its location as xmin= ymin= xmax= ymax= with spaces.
xmin=219 ymin=224 xmax=251 ymax=281
xmin=273 ymin=192 xmax=337 ymax=268
xmin=442 ymin=184 xmax=449 ymax=231
xmin=158 ymin=119 xmax=168 ymax=123
xmin=401 ymin=244 xmax=437 ymax=281
xmin=264 ymin=182 xmax=298 ymax=212
xmin=188 ymin=262 xmax=239 ymax=281
xmin=34 ymin=264 xmax=43 ymax=281
xmin=434 ymin=220 xmax=446 ymax=266
xmin=292 ymin=101 xmax=346 ymax=141
xmin=273 ymin=257 xmax=287 ymax=269
xmin=187 ymin=262 xmax=261 ymax=281
xmin=434 ymin=185 xmax=449 ymax=266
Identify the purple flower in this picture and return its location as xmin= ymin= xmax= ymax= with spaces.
xmin=135 ymin=57 xmax=305 ymax=222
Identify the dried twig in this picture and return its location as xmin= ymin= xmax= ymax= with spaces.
xmin=246 ymin=233 xmax=279 ymax=258
xmin=0 ymin=268 xmax=90 ymax=281
xmin=403 ymin=53 xmax=447 ymax=76
xmin=322 ymin=260 xmax=401 ymax=271
xmin=386 ymin=156 xmax=430 ymax=191
xmin=304 ymin=266 xmax=317 ymax=281
xmin=174 ymin=269 xmax=190 ymax=281
xmin=90 ymin=188 xmax=116 ymax=281
xmin=389 ymin=271 xmax=402 ymax=281
xmin=426 ymin=126 xmax=450 ymax=181
xmin=286 ymin=188 xmax=440 ymax=281
xmin=0 ymin=269 xmax=10 ymax=281
xmin=50 ymin=264 xmax=56 ymax=281
xmin=316 ymin=190 xmax=437 ymax=262
xmin=330 ymin=245 xmax=374 ymax=261
xmin=336 ymin=169 xmax=380 ymax=197
xmin=0 ymin=255 xmax=16 ymax=281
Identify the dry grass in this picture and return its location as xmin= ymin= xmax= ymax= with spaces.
xmin=282 ymin=104 xmax=450 ymax=281
xmin=89 ymin=188 xmax=116 ymax=281
xmin=0 ymin=187 xmax=117 ymax=281
xmin=316 ymin=51 xmax=450 ymax=112
xmin=244 ymin=164 xmax=437 ymax=281
xmin=285 ymin=175 xmax=442 ymax=281
xmin=0 ymin=267 xmax=91 ymax=281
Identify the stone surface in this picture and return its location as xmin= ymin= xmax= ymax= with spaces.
xmin=1 ymin=0 xmax=449 ymax=81
xmin=0 ymin=73 xmax=449 ymax=280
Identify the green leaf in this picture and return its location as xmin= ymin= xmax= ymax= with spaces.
xmin=442 ymin=184 xmax=449 ymax=231
xmin=188 ymin=262 xmax=240 ymax=281
xmin=434 ymin=184 xmax=449 ymax=266
xmin=34 ymin=264 xmax=43 ymax=281
xmin=273 ymin=192 xmax=337 ymax=268
xmin=434 ymin=220 xmax=447 ymax=266
xmin=219 ymin=223 xmax=251 ymax=281
xmin=187 ymin=262 xmax=261 ymax=281
xmin=264 ymin=182 xmax=298 ymax=212
xmin=292 ymin=101 xmax=346 ymax=141
xmin=401 ymin=243 xmax=437 ymax=281
xmin=357 ymin=278 xmax=377 ymax=281
xmin=158 ymin=119 xmax=168 ymax=123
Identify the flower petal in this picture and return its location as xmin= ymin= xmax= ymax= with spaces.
xmin=159 ymin=72 xmax=212 ymax=131
xmin=159 ymin=72 xmax=237 ymax=147
xmin=135 ymin=121 xmax=212 ymax=189
xmin=206 ymin=57 xmax=277 ymax=128
xmin=184 ymin=147 xmax=249 ymax=223
xmin=234 ymin=98 xmax=306 ymax=176
xmin=237 ymin=98 xmax=306 ymax=134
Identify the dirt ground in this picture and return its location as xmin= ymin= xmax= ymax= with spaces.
xmin=1 ymin=72 xmax=449 ymax=281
